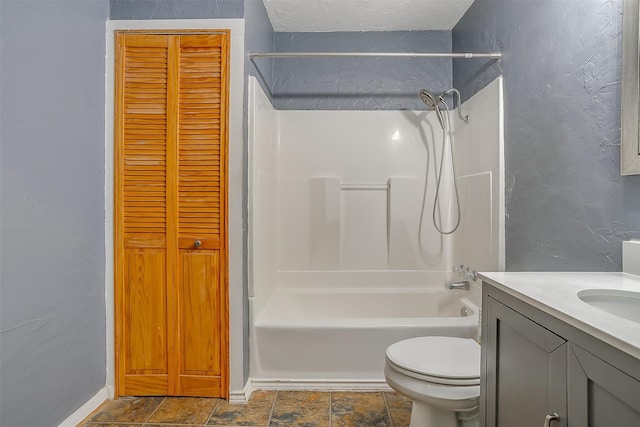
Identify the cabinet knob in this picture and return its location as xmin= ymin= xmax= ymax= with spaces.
xmin=543 ymin=413 xmax=559 ymax=427
xmin=194 ymin=240 xmax=202 ymax=248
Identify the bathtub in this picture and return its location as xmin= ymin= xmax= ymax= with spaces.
xmin=251 ymin=285 xmax=479 ymax=387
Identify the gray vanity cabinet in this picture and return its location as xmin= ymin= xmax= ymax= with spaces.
xmin=484 ymin=296 xmax=567 ymax=427
xmin=482 ymin=283 xmax=640 ymax=427
xmin=567 ymin=343 xmax=640 ymax=426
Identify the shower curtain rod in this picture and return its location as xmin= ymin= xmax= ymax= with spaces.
xmin=249 ymin=51 xmax=502 ymax=59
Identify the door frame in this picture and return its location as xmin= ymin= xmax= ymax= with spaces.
xmin=105 ymin=19 xmax=246 ymax=400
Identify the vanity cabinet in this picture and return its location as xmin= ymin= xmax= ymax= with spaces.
xmin=482 ymin=284 xmax=640 ymax=427
xmin=484 ymin=297 xmax=567 ymax=427
xmin=567 ymin=343 xmax=640 ymax=426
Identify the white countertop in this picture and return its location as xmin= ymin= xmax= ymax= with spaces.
xmin=478 ymin=272 xmax=640 ymax=360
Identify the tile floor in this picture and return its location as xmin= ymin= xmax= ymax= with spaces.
xmin=80 ymin=391 xmax=413 ymax=427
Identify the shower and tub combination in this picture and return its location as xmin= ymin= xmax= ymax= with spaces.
xmin=248 ymin=74 xmax=505 ymax=389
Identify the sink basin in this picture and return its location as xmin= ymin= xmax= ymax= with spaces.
xmin=577 ymin=289 xmax=640 ymax=324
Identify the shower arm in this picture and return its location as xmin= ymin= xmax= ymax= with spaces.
xmin=442 ymin=88 xmax=470 ymax=123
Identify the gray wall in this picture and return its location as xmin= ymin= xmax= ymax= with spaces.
xmin=0 ymin=1 xmax=109 ymax=426
xmin=272 ymin=31 xmax=452 ymax=110
xmin=246 ymin=0 xmax=274 ymax=95
xmin=244 ymin=0 xmax=275 ymax=382
xmin=454 ymin=0 xmax=640 ymax=271
xmin=110 ymin=0 xmax=243 ymax=19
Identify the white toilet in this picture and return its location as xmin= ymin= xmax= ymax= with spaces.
xmin=384 ymin=336 xmax=481 ymax=427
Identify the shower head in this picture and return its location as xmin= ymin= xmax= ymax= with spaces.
xmin=419 ymin=89 xmax=440 ymax=109
xmin=418 ymin=89 xmax=445 ymax=129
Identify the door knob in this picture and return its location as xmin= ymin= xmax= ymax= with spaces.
xmin=544 ymin=413 xmax=559 ymax=427
xmin=194 ymin=240 xmax=202 ymax=248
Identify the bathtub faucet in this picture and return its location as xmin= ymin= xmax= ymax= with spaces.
xmin=448 ymin=281 xmax=470 ymax=291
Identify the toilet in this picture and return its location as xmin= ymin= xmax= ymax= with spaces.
xmin=384 ymin=336 xmax=481 ymax=427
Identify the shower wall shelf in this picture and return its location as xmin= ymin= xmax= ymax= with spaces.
xmin=249 ymin=52 xmax=503 ymax=59
xmin=340 ymin=183 xmax=389 ymax=191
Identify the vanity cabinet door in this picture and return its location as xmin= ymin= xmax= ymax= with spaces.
xmin=567 ymin=343 xmax=640 ymax=427
xmin=484 ymin=297 xmax=568 ymax=427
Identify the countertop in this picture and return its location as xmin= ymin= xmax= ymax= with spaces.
xmin=478 ymin=272 xmax=640 ymax=360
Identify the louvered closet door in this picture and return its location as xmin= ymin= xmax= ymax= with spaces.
xmin=115 ymin=32 xmax=228 ymax=398
xmin=175 ymin=34 xmax=228 ymax=397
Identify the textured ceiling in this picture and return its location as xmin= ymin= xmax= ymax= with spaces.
xmin=263 ymin=0 xmax=475 ymax=32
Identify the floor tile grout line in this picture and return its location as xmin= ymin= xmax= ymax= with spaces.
xmin=266 ymin=390 xmax=278 ymax=426
xmin=142 ymin=423 xmax=209 ymax=426
xmin=86 ymin=423 xmax=145 ymax=426
xmin=382 ymin=392 xmax=394 ymax=427
xmin=142 ymin=396 xmax=167 ymax=424
xmin=203 ymin=396 xmax=223 ymax=426
xmin=328 ymin=391 xmax=332 ymax=427
xmin=146 ymin=423 xmax=215 ymax=426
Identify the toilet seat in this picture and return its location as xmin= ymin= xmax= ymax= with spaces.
xmin=385 ymin=337 xmax=480 ymax=386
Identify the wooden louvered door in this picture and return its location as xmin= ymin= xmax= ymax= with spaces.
xmin=115 ymin=32 xmax=228 ymax=398
xmin=175 ymin=34 xmax=227 ymax=397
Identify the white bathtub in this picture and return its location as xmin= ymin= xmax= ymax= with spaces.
xmin=251 ymin=286 xmax=479 ymax=387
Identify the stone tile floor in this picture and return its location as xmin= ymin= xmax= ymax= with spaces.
xmin=80 ymin=391 xmax=413 ymax=427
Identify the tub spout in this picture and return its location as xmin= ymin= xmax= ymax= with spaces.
xmin=448 ymin=281 xmax=470 ymax=291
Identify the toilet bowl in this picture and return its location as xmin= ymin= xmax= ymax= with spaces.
xmin=384 ymin=336 xmax=481 ymax=427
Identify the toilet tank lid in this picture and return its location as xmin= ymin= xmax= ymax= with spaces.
xmin=386 ymin=336 xmax=480 ymax=379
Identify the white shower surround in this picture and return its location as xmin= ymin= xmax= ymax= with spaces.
xmin=248 ymin=76 xmax=504 ymax=388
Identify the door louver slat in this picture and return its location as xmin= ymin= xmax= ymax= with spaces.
xmin=177 ymin=37 xmax=225 ymax=245
xmin=121 ymin=36 xmax=168 ymax=241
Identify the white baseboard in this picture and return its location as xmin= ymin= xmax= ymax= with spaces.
xmin=228 ymin=378 xmax=390 ymax=404
xmin=58 ymin=385 xmax=114 ymax=427
xmin=228 ymin=379 xmax=254 ymax=404
xmin=250 ymin=379 xmax=392 ymax=392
